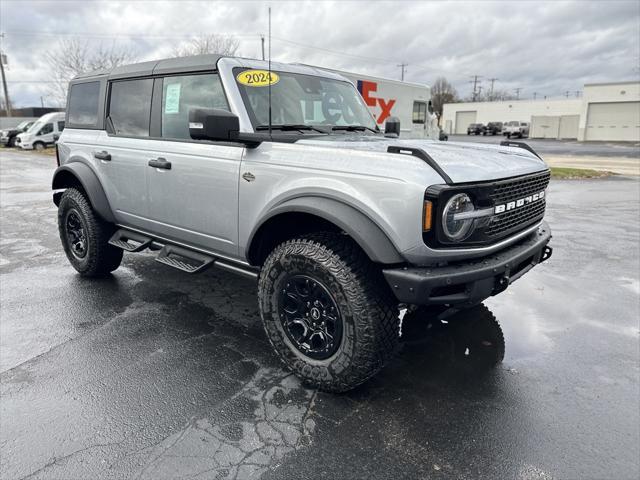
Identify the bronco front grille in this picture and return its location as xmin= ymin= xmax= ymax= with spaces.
xmin=424 ymin=169 xmax=550 ymax=248
xmin=490 ymin=170 xmax=551 ymax=204
xmin=485 ymin=199 xmax=546 ymax=237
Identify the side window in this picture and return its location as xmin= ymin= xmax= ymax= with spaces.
xmin=68 ymin=81 xmax=100 ymax=127
xmin=38 ymin=123 xmax=53 ymax=136
xmin=57 ymin=121 xmax=65 ymax=132
xmin=412 ymin=101 xmax=427 ymax=124
xmin=109 ymin=79 xmax=153 ymax=137
xmin=161 ymin=73 xmax=228 ymax=140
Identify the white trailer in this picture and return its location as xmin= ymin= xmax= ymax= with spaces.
xmin=306 ymin=66 xmax=440 ymax=139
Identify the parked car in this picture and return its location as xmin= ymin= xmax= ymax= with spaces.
xmin=483 ymin=122 xmax=503 ymax=135
xmin=0 ymin=120 xmax=35 ymax=147
xmin=467 ymin=123 xmax=485 ymax=135
xmin=53 ymin=54 xmax=552 ymax=392
xmin=438 ymin=127 xmax=448 ymax=141
xmin=504 ymin=121 xmax=529 ymax=138
xmin=16 ymin=112 xmax=65 ymax=150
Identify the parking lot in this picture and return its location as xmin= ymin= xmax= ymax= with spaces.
xmin=1 ymin=149 xmax=639 ymax=479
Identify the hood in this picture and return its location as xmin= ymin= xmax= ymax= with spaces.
xmin=296 ymin=136 xmax=547 ymax=184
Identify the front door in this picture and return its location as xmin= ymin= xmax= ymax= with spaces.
xmin=145 ymin=72 xmax=242 ymax=257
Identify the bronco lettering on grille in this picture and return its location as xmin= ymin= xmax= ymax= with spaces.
xmin=494 ymin=190 xmax=545 ymax=214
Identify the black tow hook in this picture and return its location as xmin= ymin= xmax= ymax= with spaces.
xmin=541 ymin=245 xmax=553 ymax=263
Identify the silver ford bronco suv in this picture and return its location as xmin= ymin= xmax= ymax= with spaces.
xmin=53 ymin=54 xmax=552 ymax=392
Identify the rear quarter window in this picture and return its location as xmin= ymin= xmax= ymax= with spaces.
xmin=68 ymin=82 xmax=101 ymax=127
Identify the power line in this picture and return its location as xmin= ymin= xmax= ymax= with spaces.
xmin=488 ymin=77 xmax=498 ymax=98
xmin=514 ymin=87 xmax=522 ymax=100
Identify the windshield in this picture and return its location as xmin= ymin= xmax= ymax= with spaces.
xmin=506 ymin=121 xmax=519 ymax=126
xmin=26 ymin=121 xmax=44 ymax=134
xmin=234 ymin=68 xmax=378 ymax=132
xmin=16 ymin=121 xmax=30 ymax=130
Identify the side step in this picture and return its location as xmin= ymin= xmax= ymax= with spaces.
xmin=155 ymin=244 xmax=214 ymax=274
xmin=109 ymin=230 xmax=153 ymax=252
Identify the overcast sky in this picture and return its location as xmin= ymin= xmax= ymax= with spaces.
xmin=1 ymin=0 xmax=639 ymax=108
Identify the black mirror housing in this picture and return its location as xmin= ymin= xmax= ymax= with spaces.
xmin=384 ymin=116 xmax=401 ymax=138
xmin=189 ymin=108 xmax=240 ymax=142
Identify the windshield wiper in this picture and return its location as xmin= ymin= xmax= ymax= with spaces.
xmin=256 ymin=124 xmax=329 ymax=134
xmin=331 ymin=125 xmax=380 ymax=134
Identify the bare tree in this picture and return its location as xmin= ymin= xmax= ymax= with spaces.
xmin=46 ymin=39 xmax=137 ymax=106
xmin=430 ymin=77 xmax=459 ymax=122
xmin=172 ymin=34 xmax=240 ymax=57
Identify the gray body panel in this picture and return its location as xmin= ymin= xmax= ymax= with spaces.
xmin=55 ymin=56 xmax=550 ymax=268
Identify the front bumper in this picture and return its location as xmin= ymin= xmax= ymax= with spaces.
xmin=383 ymin=222 xmax=552 ymax=306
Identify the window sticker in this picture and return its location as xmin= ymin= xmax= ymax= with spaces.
xmin=164 ymin=83 xmax=181 ymax=114
xmin=236 ymin=70 xmax=279 ymax=87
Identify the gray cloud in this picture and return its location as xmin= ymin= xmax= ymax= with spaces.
xmin=1 ymin=0 xmax=638 ymax=107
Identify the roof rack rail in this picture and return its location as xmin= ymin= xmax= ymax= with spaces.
xmin=499 ymin=140 xmax=542 ymax=160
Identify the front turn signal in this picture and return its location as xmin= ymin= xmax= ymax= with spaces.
xmin=423 ymin=200 xmax=433 ymax=232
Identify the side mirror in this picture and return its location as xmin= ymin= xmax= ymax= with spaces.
xmin=53 ymin=134 xmax=60 ymax=142
xmin=428 ymin=100 xmax=434 ymax=114
xmin=384 ymin=116 xmax=401 ymax=138
xmin=189 ymin=108 xmax=240 ymax=142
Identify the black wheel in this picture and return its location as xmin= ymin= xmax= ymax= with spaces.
xmin=58 ymin=188 xmax=123 ymax=277
xmin=506 ymin=133 xmax=511 ymax=139
xmin=33 ymin=141 xmax=46 ymax=151
xmin=449 ymin=304 xmax=505 ymax=371
xmin=258 ymin=233 xmax=399 ymax=392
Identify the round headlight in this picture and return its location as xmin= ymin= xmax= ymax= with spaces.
xmin=442 ymin=193 xmax=475 ymax=241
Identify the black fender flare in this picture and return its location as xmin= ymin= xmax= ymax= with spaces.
xmin=52 ymin=162 xmax=115 ymax=223
xmin=248 ymin=196 xmax=404 ymax=264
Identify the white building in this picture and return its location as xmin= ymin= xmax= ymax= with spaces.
xmin=442 ymin=81 xmax=640 ymax=142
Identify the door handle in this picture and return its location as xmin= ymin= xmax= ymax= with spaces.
xmin=94 ymin=151 xmax=111 ymax=161
xmin=148 ymin=157 xmax=172 ymax=170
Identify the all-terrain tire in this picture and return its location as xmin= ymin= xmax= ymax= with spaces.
xmin=258 ymin=232 xmax=399 ymax=392
xmin=58 ymin=188 xmax=123 ymax=277
xmin=449 ymin=303 xmax=505 ymax=370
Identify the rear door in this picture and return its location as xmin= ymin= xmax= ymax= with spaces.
xmin=411 ymin=101 xmax=427 ymax=138
xmin=97 ymin=78 xmax=154 ymax=227
xmin=144 ymin=72 xmax=243 ymax=257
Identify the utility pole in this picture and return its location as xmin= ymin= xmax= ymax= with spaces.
xmin=260 ymin=35 xmax=265 ymax=61
xmin=533 ymin=92 xmax=537 ymax=100
xmin=574 ymin=90 xmax=581 ymax=98
xmin=397 ymin=63 xmax=408 ymax=81
xmin=0 ymin=36 xmax=11 ymax=117
xmin=477 ymin=85 xmax=483 ymax=98
xmin=40 ymin=96 xmax=45 ymax=108
xmin=488 ymin=77 xmax=498 ymax=100
xmin=470 ymin=75 xmax=482 ymax=101
xmin=564 ymin=91 xmax=570 ymax=98
xmin=514 ymin=87 xmax=522 ymax=100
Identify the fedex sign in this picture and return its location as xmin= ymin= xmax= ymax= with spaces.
xmin=357 ymin=80 xmax=396 ymax=125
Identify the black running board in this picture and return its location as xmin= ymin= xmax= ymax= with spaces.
xmin=110 ymin=227 xmax=259 ymax=279
xmin=155 ymin=244 xmax=214 ymax=274
xmin=109 ymin=230 xmax=153 ymax=252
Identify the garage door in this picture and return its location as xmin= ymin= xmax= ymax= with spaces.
xmin=530 ymin=116 xmax=559 ymax=139
xmin=585 ymin=102 xmax=640 ymax=141
xmin=455 ymin=111 xmax=477 ymax=134
xmin=558 ymin=115 xmax=579 ymax=139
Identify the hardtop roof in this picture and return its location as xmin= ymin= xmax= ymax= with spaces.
xmin=72 ymin=54 xmax=226 ymax=81
xmin=70 ymin=54 xmax=348 ymax=83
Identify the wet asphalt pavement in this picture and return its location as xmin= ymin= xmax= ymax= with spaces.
xmin=1 ymin=150 xmax=639 ymax=480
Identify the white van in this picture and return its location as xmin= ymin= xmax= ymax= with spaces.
xmin=17 ymin=112 xmax=66 ymax=150
xmin=314 ymin=67 xmax=439 ymax=139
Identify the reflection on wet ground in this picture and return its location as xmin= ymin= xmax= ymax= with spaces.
xmin=1 ymin=151 xmax=639 ymax=479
